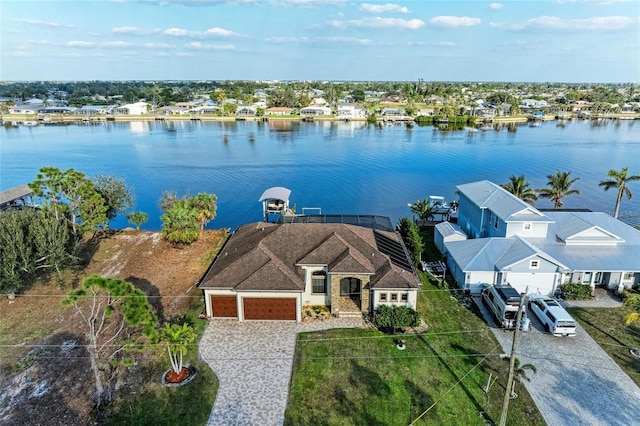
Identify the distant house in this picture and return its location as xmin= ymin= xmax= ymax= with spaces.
xmin=9 ymin=105 xmax=39 ymax=114
xmin=159 ymin=105 xmax=190 ymax=115
xmin=381 ymin=107 xmax=404 ymax=117
xmin=440 ymin=180 xmax=640 ymax=295
xmin=198 ymin=220 xmax=420 ymax=321
xmin=236 ymin=106 xmax=257 ymax=117
xmin=190 ymin=105 xmax=221 ymax=114
xmin=265 ymin=107 xmax=294 ymax=116
xmin=337 ymin=104 xmax=366 ymax=119
xmin=300 ymin=106 xmax=332 ymax=117
xmin=76 ymin=105 xmax=117 ymax=116
xmin=114 ymin=102 xmax=150 ymax=115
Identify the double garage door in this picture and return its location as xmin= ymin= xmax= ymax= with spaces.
xmin=210 ymin=296 xmax=296 ymax=320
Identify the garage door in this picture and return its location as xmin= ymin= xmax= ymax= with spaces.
xmin=243 ymin=298 xmax=296 ymax=320
xmin=210 ymin=295 xmax=238 ymax=318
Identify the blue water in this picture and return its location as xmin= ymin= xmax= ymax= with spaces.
xmin=1 ymin=119 xmax=639 ymax=230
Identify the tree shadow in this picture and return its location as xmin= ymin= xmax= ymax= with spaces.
xmin=125 ymin=276 xmax=163 ymax=322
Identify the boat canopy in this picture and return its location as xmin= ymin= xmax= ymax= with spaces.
xmin=259 ymin=187 xmax=291 ymax=202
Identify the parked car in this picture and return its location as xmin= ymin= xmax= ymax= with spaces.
xmin=527 ymin=294 xmax=577 ymax=337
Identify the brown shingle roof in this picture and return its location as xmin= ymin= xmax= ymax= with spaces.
xmin=198 ymin=222 xmax=419 ymax=291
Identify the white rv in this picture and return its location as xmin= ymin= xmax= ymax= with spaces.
xmin=481 ymin=285 xmax=522 ymax=329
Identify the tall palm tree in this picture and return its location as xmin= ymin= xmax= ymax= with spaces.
xmin=161 ymin=323 xmax=196 ymax=375
xmin=538 ymin=170 xmax=580 ymax=208
xmin=189 ymin=193 xmax=218 ymax=233
xmin=501 ymin=174 xmax=538 ymax=204
xmin=599 ymin=167 xmax=640 ymax=219
xmin=510 ymin=358 xmax=537 ymax=398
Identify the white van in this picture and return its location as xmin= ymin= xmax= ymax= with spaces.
xmin=481 ymin=285 xmax=521 ymax=329
xmin=528 ymin=294 xmax=577 ymax=337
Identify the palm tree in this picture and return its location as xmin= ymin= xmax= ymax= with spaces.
xmin=599 ymin=167 xmax=640 ymax=219
xmin=538 ymin=170 xmax=580 ymax=208
xmin=408 ymin=199 xmax=434 ymax=224
xmin=624 ymin=293 xmax=640 ymax=326
xmin=189 ymin=193 xmax=217 ymax=233
xmin=501 ymin=174 xmax=538 ymax=204
xmin=510 ymin=358 xmax=537 ymax=398
xmin=162 ymin=323 xmax=196 ymax=375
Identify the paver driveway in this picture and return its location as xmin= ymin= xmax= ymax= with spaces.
xmin=475 ymin=295 xmax=640 ymax=426
xmin=199 ymin=318 xmax=365 ymax=426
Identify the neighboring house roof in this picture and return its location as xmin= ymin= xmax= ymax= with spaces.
xmin=446 ymin=237 xmax=566 ymax=272
xmin=526 ymin=212 xmax=640 ymax=271
xmin=0 ymin=184 xmax=32 ymax=206
xmin=199 ymin=222 xmax=419 ymax=292
xmin=435 ymin=221 xmax=466 ymax=239
xmin=457 ymin=180 xmax=552 ymax=223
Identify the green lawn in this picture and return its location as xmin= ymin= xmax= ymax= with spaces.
xmin=567 ymin=306 xmax=640 ymax=387
xmin=105 ymin=300 xmax=218 ymax=425
xmin=285 ymin=281 xmax=544 ymax=426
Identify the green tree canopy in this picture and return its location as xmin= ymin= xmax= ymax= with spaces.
xmin=161 ymin=323 xmax=196 ymax=374
xmin=93 ymin=174 xmax=134 ymax=221
xmin=62 ymin=274 xmax=157 ymax=406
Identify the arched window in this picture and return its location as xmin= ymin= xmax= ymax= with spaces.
xmin=312 ymin=271 xmax=326 ymax=294
xmin=340 ymin=277 xmax=361 ymax=297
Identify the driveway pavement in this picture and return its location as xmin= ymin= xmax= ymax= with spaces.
xmin=475 ymin=295 xmax=640 ymax=426
xmin=199 ymin=318 xmax=366 ymax=426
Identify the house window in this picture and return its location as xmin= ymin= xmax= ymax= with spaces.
xmin=390 ymin=293 xmax=398 ymax=302
xmin=583 ymin=272 xmax=592 ymax=284
xmin=523 ymin=223 xmax=532 ymax=231
xmin=312 ymin=271 xmax=326 ymax=294
xmin=494 ymin=217 xmax=498 ymax=230
xmin=530 ymin=260 xmax=539 ymax=269
xmin=379 ymin=293 xmax=388 ymax=302
xmin=624 ymin=272 xmax=634 ymax=281
xmin=401 ymin=293 xmax=409 ymax=302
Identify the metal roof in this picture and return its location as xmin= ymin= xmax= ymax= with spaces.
xmin=0 ymin=184 xmax=32 ymax=206
xmin=258 ymin=186 xmax=291 ymax=202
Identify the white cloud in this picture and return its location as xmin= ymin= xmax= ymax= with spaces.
xmin=266 ymin=36 xmax=374 ymax=45
xmin=491 ymin=15 xmax=634 ymax=31
xmin=184 ymin=42 xmax=236 ymax=50
xmin=489 ymin=3 xmax=503 ymax=9
xmin=164 ymin=27 xmax=189 ymax=36
xmin=12 ymin=18 xmax=75 ymax=28
xmin=67 ymin=40 xmax=95 ymax=47
xmin=103 ymin=41 xmax=134 ymax=48
xmin=435 ymin=41 xmax=456 ymax=47
xmin=205 ymin=27 xmax=242 ymax=37
xmin=429 ymin=16 xmax=481 ymax=28
xmin=5 ymin=50 xmax=31 ymax=57
xmin=331 ymin=17 xmax=425 ymax=29
xmin=113 ymin=26 xmax=143 ymax=34
xmin=145 ymin=42 xmax=175 ymax=49
xmin=360 ymin=3 xmax=408 ymax=13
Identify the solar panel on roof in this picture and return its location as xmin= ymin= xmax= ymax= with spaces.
xmin=374 ymin=231 xmax=414 ymax=272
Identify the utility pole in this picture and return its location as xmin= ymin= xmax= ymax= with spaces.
xmin=499 ymin=289 xmax=527 ymax=426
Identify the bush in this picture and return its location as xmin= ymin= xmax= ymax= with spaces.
xmin=372 ymin=305 xmax=419 ymax=333
xmin=560 ymin=283 xmax=594 ymax=300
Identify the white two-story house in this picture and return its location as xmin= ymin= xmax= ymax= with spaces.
xmin=437 ymin=180 xmax=640 ymax=296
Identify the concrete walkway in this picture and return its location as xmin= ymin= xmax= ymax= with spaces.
xmin=475 ymin=295 xmax=640 ymax=426
xmin=199 ymin=318 xmax=366 ymax=426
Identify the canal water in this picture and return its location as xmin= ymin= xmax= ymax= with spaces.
xmin=1 ymin=119 xmax=639 ymax=230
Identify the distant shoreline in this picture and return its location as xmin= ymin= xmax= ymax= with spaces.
xmin=1 ymin=113 xmax=638 ymax=125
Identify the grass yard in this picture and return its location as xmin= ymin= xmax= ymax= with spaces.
xmin=567 ymin=306 xmax=640 ymax=387
xmin=285 ymin=280 xmax=544 ymax=426
xmin=104 ymin=300 xmax=218 ymax=425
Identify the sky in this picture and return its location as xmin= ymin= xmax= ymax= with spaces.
xmin=1 ymin=0 xmax=639 ymax=83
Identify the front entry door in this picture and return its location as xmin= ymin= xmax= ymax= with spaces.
xmin=340 ymin=277 xmax=361 ymax=306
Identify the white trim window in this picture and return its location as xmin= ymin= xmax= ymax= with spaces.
xmin=390 ymin=293 xmax=398 ymax=302
xmin=401 ymin=293 xmax=409 ymax=302
xmin=529 ymin=259 xmax=540 ymax=269
xmin=523 ymin=222 xmax=532 ymax=231
xmin=379 ymin=292 xmax=388 ymax=302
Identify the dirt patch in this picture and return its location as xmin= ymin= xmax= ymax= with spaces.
xmin=0 ymin=229 xmax=227 ymax=426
